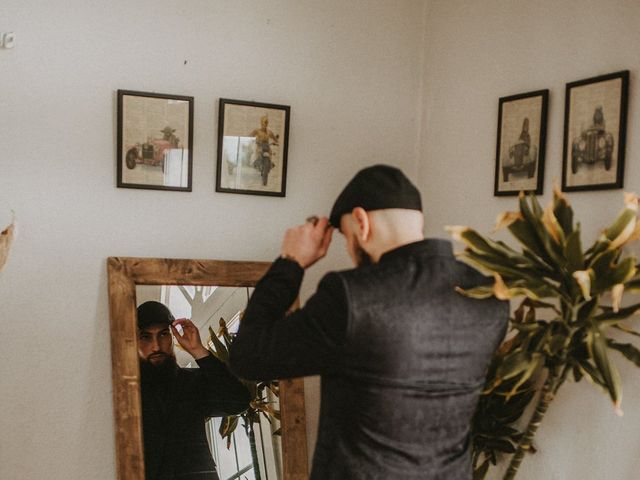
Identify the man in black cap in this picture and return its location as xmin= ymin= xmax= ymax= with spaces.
xmin=137 ymin=301 xmax=251 ymax=480
xmin=229 ymin=165 xmax=508 ymax=479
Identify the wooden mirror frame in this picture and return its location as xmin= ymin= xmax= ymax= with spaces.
xmin=107 ymin=257 xmax=308 ymax=480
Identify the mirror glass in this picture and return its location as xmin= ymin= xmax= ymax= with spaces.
xmin=135 ymin=284 xmax=283 ymax=480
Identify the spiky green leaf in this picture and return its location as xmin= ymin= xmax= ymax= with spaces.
xmin=587 ymin=325 xmax=622 ymax=407
xmin=607 ymin=340 xmax=640 ymax=367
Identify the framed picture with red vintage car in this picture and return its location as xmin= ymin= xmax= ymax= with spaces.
xmin=117 ymin=90 xmax=194 ymax=191
xmin=494 ymin=89 xmax=548 ymax=196
xmin=562 ymin=71 xmax=629 ymax=192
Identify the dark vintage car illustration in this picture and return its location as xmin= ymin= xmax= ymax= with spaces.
xmin=570 ymin=107 xmax=614 ymax=174
xmin=502 ymin=141 xmax=537 ymax=182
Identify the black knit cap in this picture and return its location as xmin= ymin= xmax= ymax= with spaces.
xmin=329 ymin=164 xmax=422 ymax=228
xmin=137 ymin=301 xmax=175 ymax=329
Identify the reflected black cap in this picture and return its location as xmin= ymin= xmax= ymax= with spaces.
xmin=137 ymin=301 xmax=175 ymax=329
xmin=329 ymin=165 xmax=422 ymax=228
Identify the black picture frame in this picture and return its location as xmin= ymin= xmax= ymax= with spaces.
xmin=494 ymin=89 xmax=548 ymax=196
xmin=117 ymin=90 xmax=194 ymax=192
xmin=561 ymin=70 xmax=629 ymax=192
xmin=216 ymin=98 xmax=290 ymax=197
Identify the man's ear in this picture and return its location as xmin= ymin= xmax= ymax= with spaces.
xmin=351 ymin=207 xmax=370 ymax=242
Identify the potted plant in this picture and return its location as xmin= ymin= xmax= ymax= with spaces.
xmin=447 ymin=189 xmax=640 ymax=479
xmin=208 ymin=318 xmax=280 ymax=480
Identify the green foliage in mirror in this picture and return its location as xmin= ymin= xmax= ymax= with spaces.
xmin=208 ymin=318 xmax=280 ymax=480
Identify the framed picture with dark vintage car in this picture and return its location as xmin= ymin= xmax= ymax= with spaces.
xmin=117 ymin=90 xmax=194 ymax=191
xmin=494 ymin=89 xmax=548 ymax=196
xmin=562 ymin=71 xmax=629 ymax=192
xmin=216 ymin=98 xmax=290 ymax=197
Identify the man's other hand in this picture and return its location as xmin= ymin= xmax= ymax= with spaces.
xmin=171 ymin=319 xmax=209 ymax=360
xmin=281 ymin=216 xmax=334 ymax=269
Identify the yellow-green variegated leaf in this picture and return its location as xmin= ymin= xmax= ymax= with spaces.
xmin=208 ymin=326 xmax=230 ymax=364
xmin=586 ymin=235 xmax=613 ymax=262
xmin=611 ymin=284 xmax=625 ymax=313
xmin=542 ymin=202 xmax=565 ymax=245
xmin=624 ymin=277 xmax=640 ymax=292
xmin=594 ymin=301 xmax=640 ymax=325
xmin=494 ymin=350 xmax=539 ymax=381
xmin=508 ymin=217 xmax=549 ymax=265
xmin=572 ymin=270 xmax=593 ymax=301
xmin=520 ymin=194 xmax=567 ymax=269
xmin=494 ymin=211 xmax=523 ymax=232
xmin=611 ymin=258 xmax=637 ymax=284
xmin=552 ymin=185 xmax=574 ymax=236
xmin=613 ymin=323 xmax=640 ymax=338
xmin=455 ymin=285 xmax=495 ymax=299
xmin=571 ymin=358 xmax=606 ymax=388
xmin=592 ymin=257 xmax=637 ymax=294
xmin=564 ymin=229 xmax=584 ymax=273
xmin=448 ymin=226 xmax=529 ymax=266
xmin=493 ymin=350 xmax=542 ymax=399
xmin=456 ymin=250 xmax=527 ymax=279
xmin=587 ymin=325 xmax=623 ymax=415
xmin=607 ymin=340 xmax=640 ymax=368
xmin=589 ymin=249 xmax=617 ymax=277
xmin=605 ymin=195 xmax=638 ymax=250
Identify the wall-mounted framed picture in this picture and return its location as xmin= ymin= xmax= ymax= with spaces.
xmin=494 ymin=89 xmax=548 ymax=196
xmin=562 ymin=70 xmax=629 ymax=192
xmin=117 ymin=90 xmax=194 ymax=191
xmin=216 ymin=98 xmax=290 ymax=197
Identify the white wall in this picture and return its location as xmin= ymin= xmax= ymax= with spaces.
xmin=0 ymin=1 xmax=425 ymax=478
xmin=419 ymin=1 xmax=640 ymax=479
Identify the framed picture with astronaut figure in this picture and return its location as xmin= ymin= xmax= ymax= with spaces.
xmin=494 ymin=89 xmax=548 ymax=196
xmin=216 ymin=98 xmax=290 ymax=197
xmin=562 ymin=71 xmax=629 ymax=192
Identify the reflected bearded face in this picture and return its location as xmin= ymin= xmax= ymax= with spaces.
xmin=138 ymin=324 xmax=175 ymax=366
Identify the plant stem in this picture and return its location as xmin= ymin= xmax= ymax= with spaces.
xmin=249 ymin=422 xmax=262 ymax=480
xmin=502 ymin=371 xmax=565 ymax=480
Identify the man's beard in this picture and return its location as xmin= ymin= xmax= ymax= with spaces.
xmin=139 ymin=352 xmax=178 ymax=383
xmin=355 ymin=244 xmax=373 ymax=267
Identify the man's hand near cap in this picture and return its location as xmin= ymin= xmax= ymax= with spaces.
xmin=171 ymin=319 xmax=210 ymax=360
xmin=281 ymin=216 xmax=333 ymax=269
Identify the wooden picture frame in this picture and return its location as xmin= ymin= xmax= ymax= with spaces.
xmin=562 ymin=70 xmax=629 ymax=192
xmin=494 ymin=89 xmax=548 ymax=196
xmin=216 ymin=98 xmax=290 ymax=197
xmin=117 ymin=90 xmax=194 ymax=191
xmin=107 ymin=257 xmax=308 ymax=480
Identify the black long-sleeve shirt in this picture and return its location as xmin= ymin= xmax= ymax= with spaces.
xmin=230 ymin=257 xmax=348 ymax=380
xmin=141 ymin=353 xmax=251 ymax=480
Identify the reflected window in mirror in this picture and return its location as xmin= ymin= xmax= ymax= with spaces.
xmin=135 ymin=285 xmax=282 ymax=480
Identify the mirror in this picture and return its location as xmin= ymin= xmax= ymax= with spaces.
xmin=108 ymin=257 xmax=308 ymax=480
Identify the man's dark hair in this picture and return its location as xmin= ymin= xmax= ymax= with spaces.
xmin=137 ymin=301 xmax=175 ymax=329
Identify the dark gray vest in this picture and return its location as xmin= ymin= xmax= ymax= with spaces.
xmin=311 ymin=239 xmax=508 ymax=480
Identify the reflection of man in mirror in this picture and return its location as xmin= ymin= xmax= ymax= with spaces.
xmin=137 ymin=301 xmax=251 ymax=480
xmin=230 ymin=165 xmax=508 ymax=479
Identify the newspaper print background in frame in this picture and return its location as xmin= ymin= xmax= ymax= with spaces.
xmin=117 ymin=90 xmax=194 ymax=192
xmin=562 ymin=71 xmax=629 ymax=192
xmin=216 ymin=99 xmax=290 ymax=197
xmin=494 ymin=89 xmax=548 ymax=196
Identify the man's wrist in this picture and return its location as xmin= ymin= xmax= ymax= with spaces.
xmin=190 ymin=346 xmax=210 ymax=360
xmin=280 ymin=253 xmax=304 ymax=268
